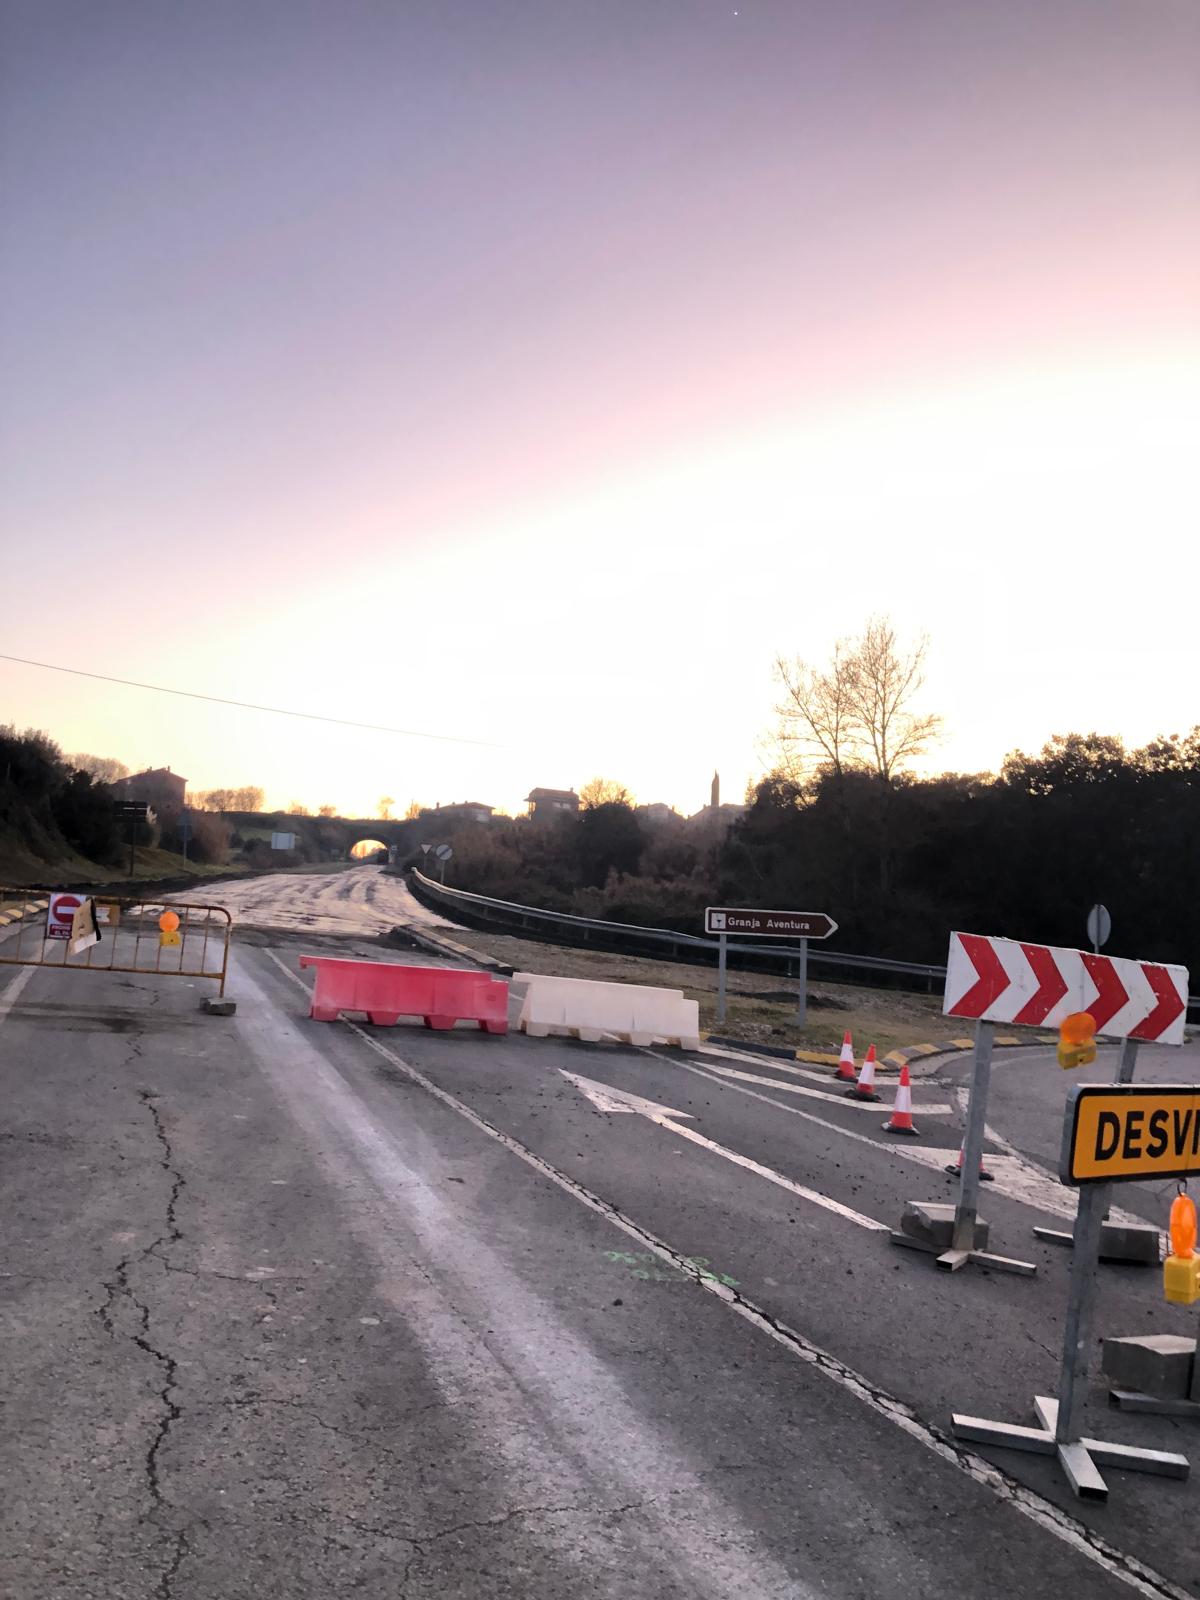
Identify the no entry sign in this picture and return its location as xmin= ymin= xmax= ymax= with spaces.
xmin=1061 ymin=1084 xmax=1200 ymax=1185
xmin=45 ymin=893 xmax=83 ymax=941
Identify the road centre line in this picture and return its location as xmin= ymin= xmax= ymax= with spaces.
xmin=702 ymin=1062 xmax=953 ymax=1115
xmin=262 ymin=948 xmax=1188 ymax=1599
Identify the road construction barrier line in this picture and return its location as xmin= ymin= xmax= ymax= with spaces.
xmin=298 ymin=955 xmax=508 ymax=1033
xmin=0 ymin=889 xmax=232 ymax=996
xmin=515 ymin=971 xmax=700 ymax=1050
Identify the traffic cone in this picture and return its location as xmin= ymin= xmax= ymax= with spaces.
xmin=834 ymin=1030 xmax=857 ymax=1082
xmin=884 ymin=1063 xmax=919 ymax=1136
xmin=845 ymin=1044 xmax=881 ymax=1102
xmin=945 ymin=1145 xmax=995 ymax=1182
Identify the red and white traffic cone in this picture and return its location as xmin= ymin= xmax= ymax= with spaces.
xmin=884 ymin=1063 xmax=919 ymax=1136
xmin=945 ymin=1145 xmax=995 ymax=1182
xmin=845 ymin=1043 xmax=882 ymax=1102
xmin=834 ymin=1030 xmax=857 ymax=1082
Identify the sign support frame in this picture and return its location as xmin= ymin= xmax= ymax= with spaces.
xmin=952 ymin=1176 xmax=1189 ymax=1499
xmin=896 ymin=1021 xmax=1038 ymax=1276
xmin=716 ymin=932 xmax=728 ymax=1024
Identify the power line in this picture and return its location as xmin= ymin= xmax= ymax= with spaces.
xmin=0 ymin=652 xmax=505 ymax=750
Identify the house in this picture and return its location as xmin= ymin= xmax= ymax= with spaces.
xmin=109 ymin=766 xmax=187 ymax=821
xmin=636 ymin=803 xmax=681 ymax=827
xmin=526 ymin=787 xmax=579 ymax=822
xmin=420 ymin=801 xmax=494 ymax=826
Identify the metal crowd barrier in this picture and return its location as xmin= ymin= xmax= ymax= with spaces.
xmin=0 ymin=890 xmax=233 ymax=996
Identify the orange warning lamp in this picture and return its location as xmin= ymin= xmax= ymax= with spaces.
xmin=1057 ymin=1011 xmax=1097 ymax=1070
xmin=158 ymin=910 xmax=180 ymax=933
xmin=1164 ymin=1192 xmax=1200 ymax=1305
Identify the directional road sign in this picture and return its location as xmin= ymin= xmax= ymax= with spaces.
xmin=704 ymin=907 xmax=837 ymax=939
xmin=944 ymin=931 xmax=1188 ymax=1046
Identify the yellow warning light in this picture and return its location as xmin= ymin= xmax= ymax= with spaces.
xmin=158 ymin=910 xmax=180 ymax=933
xmin=1057 ymin=1010 xmax=1097 ymax=1070
xmin=1165 ymin=1193 xmax=1200 ymax=1304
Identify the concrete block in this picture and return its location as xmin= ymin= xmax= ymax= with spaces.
xmin=201 ymin=997 xmax=237 ymax=1016
xmin=1101 ymin=1334 xmax=1195 ymax=1399
xmin=1098 ymin=1222 xmax=1162 ymax=1265
xmin=899 ymin=1201 xmax=989 ymax=1252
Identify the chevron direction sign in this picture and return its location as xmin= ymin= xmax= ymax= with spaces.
xmin=944 ymin=932 xmax=1189 ymax=1046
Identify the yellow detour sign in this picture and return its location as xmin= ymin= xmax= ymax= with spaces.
xmin=1061 ymin=1085 xmax=1200 ymax=1186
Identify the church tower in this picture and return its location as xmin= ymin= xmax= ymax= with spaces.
xmin=710 ymin=770 xmax=720 ymax=811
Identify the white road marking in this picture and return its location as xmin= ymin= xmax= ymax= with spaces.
xmin=262 ymin=947 xmax=1189 ymax=1600
xmin=703 ymin=1062 xmax=953 ymax=1115
xmin=0 ymin=964 xmax=36 ymax=1025
xmin=560 ymin=1070 xmax=887 ymax=1233
xmin=674 ymin=1058 xmax=1132 ymax=1230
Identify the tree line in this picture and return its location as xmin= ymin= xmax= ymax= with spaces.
xmin=434 ymin=620 xmax=1200 ymax=974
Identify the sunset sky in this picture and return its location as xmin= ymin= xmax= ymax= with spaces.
xmin=2 ymin=1 xmax=1197 ymax=818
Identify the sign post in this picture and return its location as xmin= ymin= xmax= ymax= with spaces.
xmin=704 ymin=908 xmax=837 ymax=1028
xmin=116 ymin=801 xmax=153 ymax=878
xmin=952 ymin=1082 xmax=1197 ymax=1500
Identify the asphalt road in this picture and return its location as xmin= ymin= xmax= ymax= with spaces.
xmin=3 ymin=868 xmax=1200 ymax=1599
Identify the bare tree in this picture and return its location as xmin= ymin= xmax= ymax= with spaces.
xmin=404 ymin=800 xmax=422 ymax=821
xmin=68 ymin=753 xmax=129 ymax=785
xmin=287 ymin=800 xmax=310 ymax=815
xmin=318 ymin=804 xmax=337 ymax=818
xmin=377 ymin=796 xmax=395 ymax=820
xmin=579 ymin=776 xmax=633 ymax=809
xmin=845 ymin=617 xmax=941 ymax=784
xmin=773 ymin=619 xmax=940 ymax=785
xmin=773 ymin=643 xmax=860 ymax=780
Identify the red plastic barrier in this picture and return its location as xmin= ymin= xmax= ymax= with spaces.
xmin=298 ymin=956 xmax=508 ymax=1034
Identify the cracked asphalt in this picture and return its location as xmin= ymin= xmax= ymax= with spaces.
xmin=4 ymin=874 xmax=1200 ymax=1599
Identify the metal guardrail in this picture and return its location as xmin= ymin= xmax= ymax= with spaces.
xmin=406 ymin=871 xmax=1200 ymax=1018
xmin=407 ymin=870 xmax=947 ymax=991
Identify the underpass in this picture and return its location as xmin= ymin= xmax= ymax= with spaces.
xmin=3 ymin=871 xmax=1199 ymax=1599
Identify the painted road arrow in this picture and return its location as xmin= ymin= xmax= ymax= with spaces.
xmin=945 ymin=932 xmax=1189 ymax=1045
xmin=560 ymin=1071 xmax=887 ymax=1232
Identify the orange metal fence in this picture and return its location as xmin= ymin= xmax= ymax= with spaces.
xmin=0 ymin=890 xmax=232 ymax=996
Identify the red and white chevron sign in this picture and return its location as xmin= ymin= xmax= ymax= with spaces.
xmin=945 ymin=932 xmax=1189 ymax=1046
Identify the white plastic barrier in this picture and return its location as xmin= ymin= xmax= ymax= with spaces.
xmin=514 ymin=972 xmax=700 ymax=1050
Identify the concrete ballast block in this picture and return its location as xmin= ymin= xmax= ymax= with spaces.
xmin=1098 ymin=1222 xmax=1162 ymax=1265
xmin=1101 ymin=1334 xmax=1195 ymax=1399
xmin=899 ymin=1201 xmax=989 ymax=1252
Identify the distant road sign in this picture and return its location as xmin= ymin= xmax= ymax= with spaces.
xmin=434 ymin=844 xmax=453 ymax=861
xmin=704 ymin=907 xmax=837 ymax=940
xmin=1061 ymin=1084 xmax=1200 ymax=1184
xmin=1087 ymin=904 xmax=1111 ymax=951
xmin=270 ymin=832 xmax=297 ymax=851
xmin=944 ymin=931 xmax=1187 ymax=1045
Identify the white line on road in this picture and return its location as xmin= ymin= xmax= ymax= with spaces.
xmin=560 ymin=1069 xmax=888 ymax=1233
xmin=261 ymin=950 xmax=1191 ymax=1600
xmin=0 ymin=964 xmax=36 ymax=1025
xmin=702 ymin=1062 xmax=953 ymax=1115
xmin=671 ymin=1058 xmax=1111 ymax=1230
